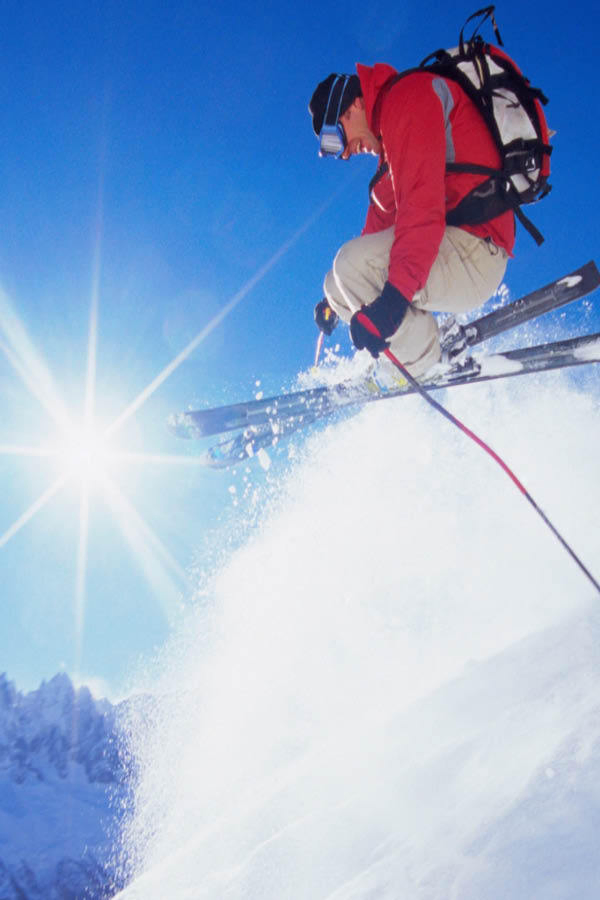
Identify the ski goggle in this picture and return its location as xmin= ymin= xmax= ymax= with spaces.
xmin=318 ymin=75 xmax=350 ymax=158
xmin=319 ymin=121 xmax=347 ymax=158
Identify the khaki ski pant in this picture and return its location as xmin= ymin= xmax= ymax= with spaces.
xmin=323 ymin=225 xmax=508 ymax=377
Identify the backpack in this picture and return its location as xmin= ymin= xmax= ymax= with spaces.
xmin=375 ymin=6 xmax=553 ymax=244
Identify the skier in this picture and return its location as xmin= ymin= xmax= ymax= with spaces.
xmin=309 ymin=67 xmax=515 ymax=376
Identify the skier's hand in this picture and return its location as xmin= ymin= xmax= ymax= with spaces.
xmin=314 ymin=298 xmax=339 ymax=336
xmin=350 ymin=283 xmax=410 ymax=357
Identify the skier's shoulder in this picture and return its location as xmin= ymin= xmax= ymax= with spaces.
xmin=380 ymin=68 xmax=456 ymax=116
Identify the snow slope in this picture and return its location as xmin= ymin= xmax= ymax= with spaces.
xmin=0 ymin=672 xmax=129 ymax=898
xmin=118 ymin=370 xmax=600 ymax=899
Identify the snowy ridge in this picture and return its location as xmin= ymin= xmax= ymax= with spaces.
xmin=0 ymin=672 xmax=130 ymax=899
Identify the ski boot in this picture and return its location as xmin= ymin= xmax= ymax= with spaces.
xmin=439 ymin=316 xmax=478 ymax=365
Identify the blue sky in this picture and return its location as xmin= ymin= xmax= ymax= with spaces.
xmin=0 ymin=0 xmax=598 ymax=697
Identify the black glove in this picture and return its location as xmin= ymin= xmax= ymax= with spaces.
xmin=349 ymin=282 xmax=410 ymax=357
xmin=314 ymin=298 xmax=339 ymax=336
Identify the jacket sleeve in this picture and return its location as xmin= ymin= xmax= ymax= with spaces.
xmin=380 ymin=74 xmax=448 ymax=301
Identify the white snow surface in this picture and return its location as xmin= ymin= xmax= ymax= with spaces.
xmin=118 ymin=369 xmax=600 ymax=899
xmin=477 ymin=352 xmax=524 ymax=377
xmin=575 ymin=337 xmax=600 ymax=361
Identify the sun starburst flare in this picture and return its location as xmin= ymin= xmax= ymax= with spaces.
xmin=0 ymin=182 xmax=347 ymax=681
xmin=0 ymin=278 xmax=200 ymax=677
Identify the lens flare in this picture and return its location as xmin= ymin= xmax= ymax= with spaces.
xmin=0 ymin=176 xmax=353 ymax=684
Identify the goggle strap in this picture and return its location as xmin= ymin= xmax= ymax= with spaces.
xmin=323 ymin=75 xmax=349 ymax=129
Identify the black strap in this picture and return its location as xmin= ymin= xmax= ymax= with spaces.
xmin=459 ymin=6 xmax=503 ymax=53
xmin=514 ymin=205 xmax=545 ymax=246
xmin=447 ymin=162 xmax=503 ymax=178
xmin=368 ymin=161 xmax=389 ymax=198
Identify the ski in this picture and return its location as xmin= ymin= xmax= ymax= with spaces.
xmin=193 ymin=331 xmax=600 ymax=468
xmin=168 ymin=261 xmax=600 ymax=442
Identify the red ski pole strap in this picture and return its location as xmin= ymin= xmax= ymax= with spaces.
xmin=355 ymin=309 xmax=382 ymax=336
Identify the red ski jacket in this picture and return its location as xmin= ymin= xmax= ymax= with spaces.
xmin=357 ymin=63 xmax=516 ymax=302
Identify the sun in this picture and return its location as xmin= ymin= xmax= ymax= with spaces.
xmin=54 ymin=422 xmax=112 ymax=486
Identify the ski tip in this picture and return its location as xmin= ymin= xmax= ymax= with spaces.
xmin=198 ymin=451 xmax=231 ymax=469
xmin=166 ymin=412 xmax=202 ymax=440
xmin=578 ymin=260 xmax=600 ymax=287
xmin=201 ymin=442 xmax=249 ymax=469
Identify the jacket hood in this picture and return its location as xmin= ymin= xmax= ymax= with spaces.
xmin=356 ymin=62 xmax=399 ymax=131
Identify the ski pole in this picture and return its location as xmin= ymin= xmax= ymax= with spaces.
xmin=314 ymin=331 xmax=325 ymax=368
xmin=314 ymin=304 xmax=336 ymax=368
xmin=356 ymin=311 xmax=600 ymax=596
